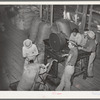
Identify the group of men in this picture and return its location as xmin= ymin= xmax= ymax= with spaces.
xmin=56 ymin=28 xmax=97 ymax=91
xmin=17 ymin=27 xmax=97 ymax=91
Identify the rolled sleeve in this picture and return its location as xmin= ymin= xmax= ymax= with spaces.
xmin=32 ymin=44 xmax=39 ymax=55
xmin=22 ymin=47 xmax=26 ymax=58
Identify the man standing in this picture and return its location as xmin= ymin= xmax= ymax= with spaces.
xmin=17 ymin=39 xmax=50 ymax=90
xmin=78 ymin=31 xmax=97 ymax=78
xmin=56 ymin=40 xmax=78 ymax=91
xmin=22 ymin=39 xmax=39 ymax=68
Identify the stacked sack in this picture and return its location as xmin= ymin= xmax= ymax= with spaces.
xmin=51 ymin=19 xmax=71 ymax=39
xmin=51 ymin=18 xmax=79 ymax=40
xmin=10 ymin=5 xmax=40 ymax=30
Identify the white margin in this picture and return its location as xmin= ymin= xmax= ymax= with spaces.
xmin=0 ymin=1 xmax=100 ymax=99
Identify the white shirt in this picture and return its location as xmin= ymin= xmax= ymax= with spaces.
xmin=80 ymin=34 xmax=88 ymax=47
xmin=22 ymin=44 xmax=38 ymax=58
xmin=69 ymin=32 xmax=82 ymax=45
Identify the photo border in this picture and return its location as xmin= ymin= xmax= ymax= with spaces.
xmin=0 ymin=0 xmax=100 ymax=99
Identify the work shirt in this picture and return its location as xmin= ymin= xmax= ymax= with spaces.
xmin=69 ymin=32 xmax=82 ymax=45
xmin=22 ymin=44 xmax=39 ymax=59
xmin=83 ymin=39 xmax=96 ymax=53
xmin=80 ymin=34 xmax=88 ymax=47
xmin=67 ymin=47 xmax=78 ymax=66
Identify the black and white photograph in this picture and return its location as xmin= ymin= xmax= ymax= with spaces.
xmin=0 ymin=2 xmax=100 ymax=97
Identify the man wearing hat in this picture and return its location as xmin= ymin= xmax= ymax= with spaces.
xmin=78 ymin=30 xmax=97 ymax=78
xmin=22 ymin=39 xmax=39 ymax=67
xmin=56 ymin=40 xmax=78 ymax=91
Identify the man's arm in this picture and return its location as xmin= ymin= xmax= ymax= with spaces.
xmin=62 ymin=54 xmax=69 ymax=57
xmin=69 ymin=33 xmax=74 ymax=41
xmin=22 ymin=47 xmax=26 ymax=58
xmin=79 ymin=46 xmax=92 ymax=52
xmin=33 ymin=44 xmax=39 ymax=55
xmin=65 ymin=54 xmax=72 ymax=66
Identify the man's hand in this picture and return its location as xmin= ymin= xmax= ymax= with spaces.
xmin=78 ymin=47 xmax=83 ymax=50
xmin=39 ymin=63 xmax=50 ymax=74
xmin=40 ymin=63 xmax=50 ymax=69
xmin=26 ymin=57 xmax=29 ymax=61
xmin=62 ymin=54 xmax=68 ymax=57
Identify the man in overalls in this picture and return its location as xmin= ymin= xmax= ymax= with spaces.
xmin=78 ymin=31 xmax=97 ymax=78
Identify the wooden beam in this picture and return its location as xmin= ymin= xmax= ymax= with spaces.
xmin=50 ymin=5 xmax=53 ymax=26
xmin=63 ymin=5 xmax=66 ymax=19
xmin=75 ymin=5 xmax=79 ymax=14
xmin=80 ymin=5 xmax=88 ymax=34
xmin=77 ymin=12 xmax=89 ymax=17
xmin=92 ymin=9 xmax=100 ymax=14
xmin=88 ymin=5 xmax=93 ymax=30
xmin=75 ymin=5 xmax=80 ymax=24
xmin=40 ymin=5 xmax=42 ymax=19
xmin=64 ymin=5 xmax=66 ymax=11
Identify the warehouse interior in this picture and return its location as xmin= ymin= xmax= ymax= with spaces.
xmin=0 ymin=5 xmax=100 ymax=91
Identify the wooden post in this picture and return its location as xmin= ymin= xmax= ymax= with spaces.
xmin=46 ymin=5 xmax=49 ymax=22
xmin=75 ymin=5 xmax=79 ymax=24
xmin=64 ymin=5 xmax=66 ymax=11
xmin=40 ymin=5 xmax=42 ymax=19
xmin=88 ymin=5 xmax=93 ymax=30
xmin=50 ymin=5 xmax=53 ymax=26
xmin=75 ymin=5 xmax=79 ymax=14
xmin=63 ymin=5 xmax=66 ymax=19
xmin=80 ymin=5 xmax=88 ymax=34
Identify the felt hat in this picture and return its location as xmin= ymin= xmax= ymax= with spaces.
xmin=23 ymin=39 xmax=32 ymax=48
xmin=87 ymin=31 xmax=95 ymax=39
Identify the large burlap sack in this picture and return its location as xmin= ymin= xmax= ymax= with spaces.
xmin=11 ymin=5 xmax=40 ymax=31
xmin=29 ymin=18 xmax=42 ymax=43
xmin=69 ymin=21 xmax=79 ymax=32
xmin=51 ymin=23 xmax=58 ymax=34
xmin=24 ymin=12 xmax=35 ymax=19
xmin=51 ymin=19 xmax=79 ymax=39
xmin=37 ymin=52 xmax=45 ymax=64
xmin=35 ymin=22 xmax=51 ymax=53
xmin=17 ymin=63 xmax=40 ymax=91
xmin=36 ymin=22 xmax=51 ymax=44
xmin=10 ymin=17 xmax=16 ymax=25
xmin=16 ymin=20 xmax=24 ymax=30
xmin=23 ymin=12 xmax=35 ymax=30
xmin=18 ymin=7 xmax=31 ymax=13
xmin=51 ymin=19 xmax=71 ymax=39
xmin=14 ymin=14 xmax=24 ymax=30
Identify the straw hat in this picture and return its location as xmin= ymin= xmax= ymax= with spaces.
xmin=23 ymin=39 xmax=32 ymax=48
xmin=87 ymin=31 xmax=95 ymax=39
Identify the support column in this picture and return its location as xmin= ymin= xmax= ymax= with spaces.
xmin=40 ymin=5 xmax=42 ymax=19
xmin=80 ymin=5 xmax=88 ymax=34
xmin=88 ymin=5 xmax=93 ymax=30
xmin=50 ymin=5 xmax=53 ymax=26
